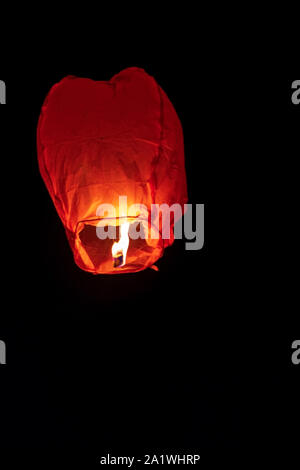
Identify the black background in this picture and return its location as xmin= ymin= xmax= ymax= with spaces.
xmin=0 ymin=42 xmax=299 ymax=466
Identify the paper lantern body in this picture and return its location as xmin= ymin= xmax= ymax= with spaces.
xmin=37 ymin=68 xmax=187 ymax=274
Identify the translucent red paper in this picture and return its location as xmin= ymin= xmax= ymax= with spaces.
xmin=37 ymin=68 xmax=187 ymax=274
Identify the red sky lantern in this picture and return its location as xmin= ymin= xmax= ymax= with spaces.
xmin=37 ymin=68 xmax=187 ymax=274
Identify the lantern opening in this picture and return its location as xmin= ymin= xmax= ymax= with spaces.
xmin=76 ymin=217 xmax=163 ymax=274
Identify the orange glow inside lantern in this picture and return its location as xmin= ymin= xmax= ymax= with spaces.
xmin=37 ymin=68 xmax=187 ymax=274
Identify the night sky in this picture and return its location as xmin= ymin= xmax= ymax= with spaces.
xmin=0 ymin=41 xmax=299 ymax=466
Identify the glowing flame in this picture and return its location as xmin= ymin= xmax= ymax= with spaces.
xmin=112 ymin=222 xmax=130 ymax=267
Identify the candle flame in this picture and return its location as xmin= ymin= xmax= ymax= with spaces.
xmin=112 ymin=222 xmax=130 ymax=267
